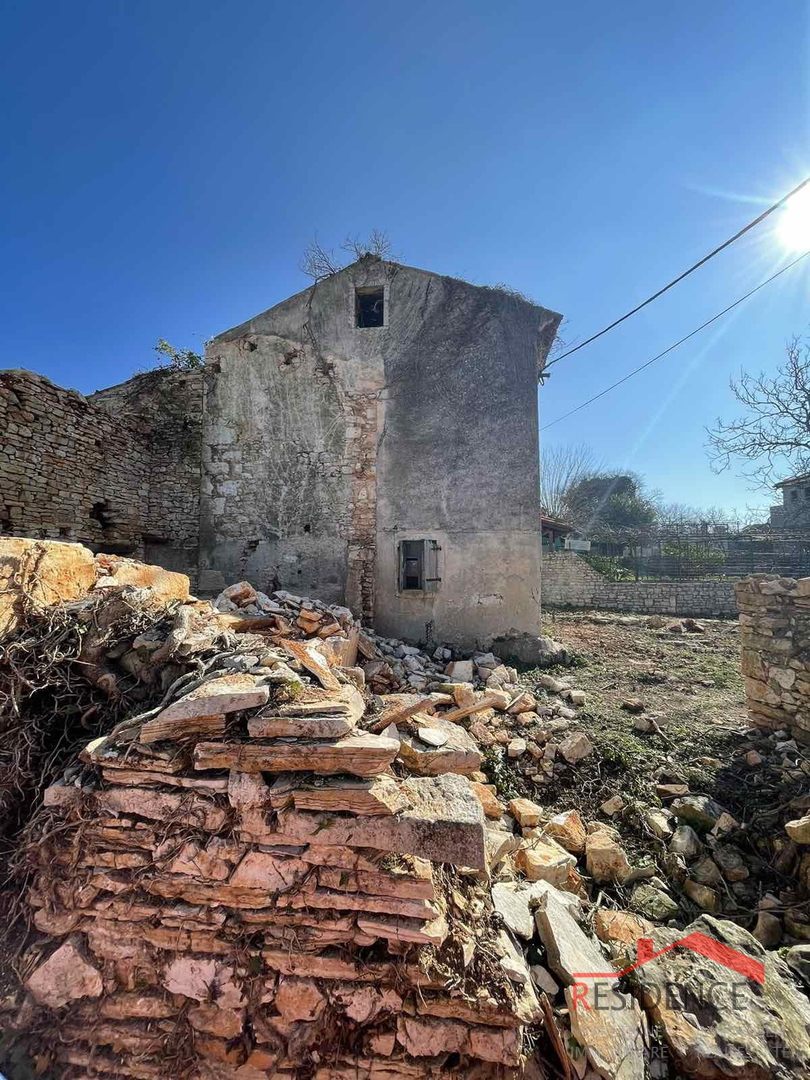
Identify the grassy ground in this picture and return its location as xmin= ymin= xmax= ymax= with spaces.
xmin=483 ymin=610 xmax=760 ymax=886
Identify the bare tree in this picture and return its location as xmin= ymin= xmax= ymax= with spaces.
xmin=707 ymin=336 xmax=810 ymax=488
xmin=340 ymin=229 xmax=397 ymax=263
xmin=299 ymin=237 xmax=345 ymax=282
xmin=539 ymin=443 xmax=603 ymax=520
xmin=300 ymin=230 xmax=398 ymax=282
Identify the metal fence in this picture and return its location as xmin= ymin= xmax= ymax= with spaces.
xmin=585 ymin=524 xmax=810 ymax=582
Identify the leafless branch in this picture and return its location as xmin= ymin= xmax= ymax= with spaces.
xmin=706 ymin=336 xmax=810 ymax=489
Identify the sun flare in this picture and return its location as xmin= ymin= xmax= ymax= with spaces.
xmin=777 ymin=188 xmax=810 ymax=252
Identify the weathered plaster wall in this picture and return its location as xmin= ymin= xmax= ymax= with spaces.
xmin=736 ymin=574 xmax=810 ymax=744
xmin=205 ymin=260 xmax=561 ymax=644
xmin=90 ymin=369 xmax=203 ymax=583
xmin=542 ymin=550 xmax=738 ymax=617
xmin=374 ymin=272 xmax=557 ymax=648
xmin=0 ymin=369 xmax=149 ymax=553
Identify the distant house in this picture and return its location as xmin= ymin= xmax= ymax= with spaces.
xmin=541 ymin=516 xmax=590 ymax=553
xmin=770 ymin=473 xmax=810 ymax=527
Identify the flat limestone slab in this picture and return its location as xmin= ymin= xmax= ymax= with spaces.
xmin=277 ymin=637 xmax=341 ymax=691
xmin=94 ymin=787 xmax=227 ymax=832
xmin=154 ymin=674 xmax=269 ymax=724
xmin=273 ymin=684 xmax=365 ymax=720
xmin=318 ymin=862 xmax=434 ymax=901
xmin=193 ymin=732 xmax=399 ymax=778
xmin=139 ymin=713 xmax=226 ymax=745
xmin=534 ymin=887 xmax=645 ymax=1080
xmin=82 ymin=736 xmax=188 ymax=774
xmin=247 ymin=713 xmax=356 ymax=739
xmin=240 ymin=774 xmax=486 ymax=870
xmin=282 ymin=775 xmax=410 ymax=817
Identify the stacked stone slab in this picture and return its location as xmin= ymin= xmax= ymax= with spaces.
xmin=25 ymin=665 xmax=540 ymax=1077
xmin=735 ymin=574 xmax=810 ymax=743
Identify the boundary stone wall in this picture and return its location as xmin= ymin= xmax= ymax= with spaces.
xmin=0 ymin=368 xmax=203 ymax=586
xmin=735 ymin=574 xmax=810 ymax=744
xmin=0 ymin=369 xmax=149 ymax=554
xmin=542 ymin=550 xmax=738 ymax=617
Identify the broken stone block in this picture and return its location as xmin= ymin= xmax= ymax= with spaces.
xmin=585 ymin=831 xmax=631 ymax=883
xmin=683 ymin=878 xmax=718 ymax=912
xmin=445 ymin=660 xmax=474 ymax=682
xmin=786 ymin=814 xmax=810 ymax=844
xmin=558 ymin=731 xmax=594 ymax=764
xmin=633 ymin=916 xmax=810 ymax=1079
xmin=491 ymin=882 xmax=536 ymax=940
xmin=507 ymin=737 xmax=527 ymax=759
xmin=397 ymin=717 xmax=482 ymax=776
xmin=534 ymin=889 xmax=645 ymax=1080
xmin=153 ymin=673 xmax=269 ymax=725
xmin=630 ymin=883 xmax=679 ymax=921
xmin=25 ymin=937 xmax=103 ymax=1009
xmin=530 ymin=965 xmax=559 ymax=996
xmin=543 ymin=809 xmax=586 ymax=854
xmin=470 ymin=781 xmax=502 ymax=819
xmin=0 ymin=538 xmax=97 ymax=639
xmin=594 ymin=909 xmax=655 ymax=967
xmin=516 ymin=836 xmax=576 ymax=886
xmin=668 ymin=825 xmax=702 ymax=857
xmin=645 ymin=808 xmax=673 ymax=840
xmin=287 ymin=775 xmax=409 ymax=816
xmin=509 ymin=797 xmax=543 ymax=828
xmin=671 ymin=795 xmax=726 ymax=831
xmin=600 ymin=794 xmax=624 ymax=816
xmin=188 ymin=1003 xmax=245 ymax=1039
xmin=713 ymin=843 xmax=749 ymax=882
xmin=690 ymin=857 xmax=723 ymax=888
xmin=753 ymin=911 xmax=782 ymax=949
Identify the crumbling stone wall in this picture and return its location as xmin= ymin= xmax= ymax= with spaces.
xmin=0 ymin=367 xmax=203 ymax=586
xmin=735 ymin=574 xmax=810 ymax=744
xmin=90 ymin=369 xmax=203 ymax=583
xmin=0 ymin=369 xmax=148 ymax=553
xmin=542 ymin=550 xmax=738 ymax=617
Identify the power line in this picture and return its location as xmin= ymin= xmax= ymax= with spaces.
xmin=540 ymin=249 xmax=810 ymax=432
xmin=545 ymin=175 xmax=810 ymax=368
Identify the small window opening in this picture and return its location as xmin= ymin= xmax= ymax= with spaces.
xmin=804 ymin=487 xmax=810 ymax=499
xmin=355 ymin=286 xmax=385 ymax=328
xmin=791 ymin=489 xmax=799 ymax=502
xmin=303 ymin=523 xmax=311 ymax=533
xmin=401 ymin=540 xmax=425 ymax=591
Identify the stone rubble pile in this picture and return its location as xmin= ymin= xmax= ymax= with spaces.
xmin=7 ymin=546 xmax=810 ymax=1080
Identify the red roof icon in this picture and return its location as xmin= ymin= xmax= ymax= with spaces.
xmin=573 ymin=930 xmax=765 ymax=984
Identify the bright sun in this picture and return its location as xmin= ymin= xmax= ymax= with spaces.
xmin=777 ymin=189 xmax=810 ymax=252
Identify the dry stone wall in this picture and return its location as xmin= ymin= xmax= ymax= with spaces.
xmin=735 ymin=574 xmax=810 ymax=744
xmin=0 ymin=369 xmax=149 ymax=554
xmin=542 ymin=550 xmax=738 ymax=617
xmin=0 ymin=367 xmax=203 ymax=586
xmin=90 ymin=368 xmax=203 ymax=582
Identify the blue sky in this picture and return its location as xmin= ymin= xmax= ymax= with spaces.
xmin=3 ymin=1 xmax=810 ymax=516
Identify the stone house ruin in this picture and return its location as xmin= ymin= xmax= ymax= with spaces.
xmin=770 ymin=472 xmax=810 ymax=527
xmin=0 ymin=257 xmax=561 ymax=647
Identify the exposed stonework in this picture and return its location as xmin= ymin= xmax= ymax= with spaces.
xmin=542 ymin=551 xmax=738 ymax=617
xmin=0 ymin=367 xmax=203 ymax=587
xmin=90 ymin=368 xmax=203 ymax=582
xmin=0 ymin=369 xmax=148 ymax=552
xmin=735 ymin=574 xmax=810 ymax=744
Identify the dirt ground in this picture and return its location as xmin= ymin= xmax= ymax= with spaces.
xmin=483 ymin=610 xmax=788 ymax=917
